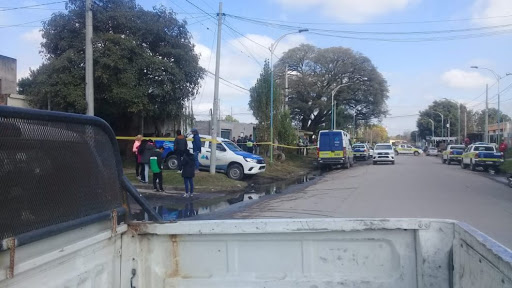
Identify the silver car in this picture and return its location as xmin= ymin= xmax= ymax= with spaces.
xmin=426 ymin=147 xmax=438 ymax=156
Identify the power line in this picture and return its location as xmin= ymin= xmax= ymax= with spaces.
xmin=0 ymin=18 xmax=51 ymax=28
xmin=206 ymin=71 xmax=250 ymax=92
xmin=197 ymin=26 xmax=217 ymax=105
xmin=225 ymin=13 xmax=512 ymax=26
xmin=0 ymin=1 xmax=65 ymax=11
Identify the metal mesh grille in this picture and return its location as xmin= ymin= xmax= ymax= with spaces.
xmin=0 ymin=114 xmax=125 ymax=240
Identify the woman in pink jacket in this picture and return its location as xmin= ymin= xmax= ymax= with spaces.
xmin=132 ymin=135 xmax=143 ymax=179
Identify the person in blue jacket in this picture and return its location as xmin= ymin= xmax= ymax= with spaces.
xmin=191 ymin=128 xmax=201 ymax=171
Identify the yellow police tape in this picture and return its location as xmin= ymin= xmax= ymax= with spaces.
xmin=116 ymin=137 xmax=317 ymax=149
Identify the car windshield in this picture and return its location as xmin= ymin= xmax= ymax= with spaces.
xmin=474 ymin=146 xmax=496 ymax=152
xmin=353 ymin=145 xmax=365 ymax=148
xmin=375 ymin=144 xmax=392 ymax=150
xmin=223 ymin=141 xmax=242 ymax=152
xmin=451 ymin=145 xmax=465 ymax=150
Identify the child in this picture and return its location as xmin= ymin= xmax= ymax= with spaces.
xmin=150 ymin=146 xmax=164 ymax=192
xmin=181 ymin=150 xmax=195 ymax=197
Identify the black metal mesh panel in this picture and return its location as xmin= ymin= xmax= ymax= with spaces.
xmin=0 ymin=113 xmax=125 ymax=241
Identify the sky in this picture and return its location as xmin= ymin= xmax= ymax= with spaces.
xmin=2 ymin=0 xmax=512 ymax=135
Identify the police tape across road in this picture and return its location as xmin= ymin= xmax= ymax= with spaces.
xmin=116 ymin=137 xmax=316 ymax=149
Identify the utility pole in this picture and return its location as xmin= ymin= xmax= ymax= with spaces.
xmin=485 ymin=84 xmax=489 ymax=143
xmin=284 ymin=65 xmax=288 ymax=110
xmin=464 ymin=112 xmax=467 ymax=139
xmin=210 ymin=2 xmax=222 ymax=175
xmin=333 ymin=101 xmax=337 ymax=130
xmin=85 ymin=0 xmax=94 ymax=115
xmin=447 ymin=119 xmax=450 ymax=140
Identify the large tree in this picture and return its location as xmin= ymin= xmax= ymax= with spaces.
xmin=475 ymin=108 xmax=511 ymax=132
xmin=18 ymin=0 xmax=204 ymax=134
xmin=273 ymin=44 xmax=389 ymax=133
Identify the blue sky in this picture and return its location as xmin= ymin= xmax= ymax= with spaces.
xmin=2 ymin=0 xmax=512 ymax=135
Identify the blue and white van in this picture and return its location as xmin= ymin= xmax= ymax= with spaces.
xmin=317 ymin=130 xmax=354 ymax=169
xmin=189 ymin=135 xmax=266 ymax=180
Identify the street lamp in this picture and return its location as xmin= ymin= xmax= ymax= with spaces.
xmin=427 ymin=118 xmax=434 ymax=139
xmin=443 ymin=98 xmax=461 ymax=144
xmin=331 ymin=83 xmax=351 ymax=130
xmin=269 ymin=28 xmax=308 ymax=163
xmin=470 ymin=66 xmax=512 ymax=144
xmin=431 ymin=110 xmax=444 ymax=138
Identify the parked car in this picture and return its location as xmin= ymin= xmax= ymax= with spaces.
xmin=317 ymin=130 xmax=354 ymax=169
xmin=188 ymin=135 xmax=265 ymax=180
xmin=395 ymin=144 xmax=423 ymax=156
xmin=426 ymin=147 xmax=438 ymax=156
xmin=352 ymin=143 xmax=370 ymax=161
xmin=373 ymin=143 xmax=395 ymax=165
xmin=461 ymin=143 xmax=503 ymax=172
xmin=442 ymin=145 xmax=465 ymax=165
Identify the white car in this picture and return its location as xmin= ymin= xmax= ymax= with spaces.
xmin=426 ymin=147 xmax=438 ymax=156
xmin=373 ymin=143 xmax=395 ymax=165
xmin=188 ymin=135 xmax=266 ymax=180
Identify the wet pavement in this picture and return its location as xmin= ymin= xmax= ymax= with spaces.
xmin=129 ymin=172 xmax=322 ymax=221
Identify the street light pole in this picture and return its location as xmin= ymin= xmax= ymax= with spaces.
xmin=471 ymin=66 xmax=512 ymax=144
xmin=431 ymin=111 xmax=444 ymax=138
xmin=331 ymin=83 xmax=350 ymax=129
xmin=443 ymin=98 xmax=461 ymax=144
xmin=269 ymin=29 xmax=308 ymax=163
xmin=428 ymin=119 xmax=434 ymax=139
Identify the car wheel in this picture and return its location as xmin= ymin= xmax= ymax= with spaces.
xmin=165 ymin=155 xmax=178 ymax=170
xmin=508 ymin=178 xmax=512 ymax=188
xmin=373 ymin=161 xmax=377 ymax=165
xmin=391 ymin=161 xmax=395 ymax=165
xmin=461 ymin=161 xmax=465 ymax=169
xmin=442 ymin=157 xmax=446 ymax=164
xmin=227 ymin=163 xmax=244 ymax=180
xmin=414 ymin=151 xmax=419 ymax=156
xmin=470 ymin=161 xmax=476 ymax=171
xmin=447 ymin=159 xmax=451 ymax=165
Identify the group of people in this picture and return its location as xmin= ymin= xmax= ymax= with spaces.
xmin=133 ymin=129 xmax=201 ymax=197
xmin=232 ymin=134 xmax=254 ymax=153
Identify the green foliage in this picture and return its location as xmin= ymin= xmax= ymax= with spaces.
xmin=224 ymin=115 xmax=239 ymax=123
xmin=416 ymin=100 xmax=459 ymax=139
xmin=274 ymin=44 xmax=389 ymax=132
xmin=249 ymin=60 xmax=282 ymax=142
xmin=277 ymin=110 xmax=297 ymax=146
xmin=18 ymin=0 xmax=204 ymax=134
xmin=475 ymin=108 xmax=511 ymax=132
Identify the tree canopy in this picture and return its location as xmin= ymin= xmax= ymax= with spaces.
xmin=223 ymin=115 xmax=239 ymax=123
xmin=18 ymin=0 xmax=204 ymax=134
xmin=274 ymin=44 xmax=389 ymax=133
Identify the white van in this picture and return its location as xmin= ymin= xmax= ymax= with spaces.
xmin=188 ymin=134 xmax=266 ymax=180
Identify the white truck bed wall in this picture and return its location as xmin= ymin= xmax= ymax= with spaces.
xmin=0 ymin=219 xmax=511 ymax=288
xmin=124 ymin=218 xmax=512 ymax=288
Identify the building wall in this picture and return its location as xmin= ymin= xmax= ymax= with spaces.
xmin=0 ymin=55 xmax=17 ymax=95
xmin=6 ymin=94 xmax=29 ymax=108
xmin=195 ymin=120 xmax=255 ymax=139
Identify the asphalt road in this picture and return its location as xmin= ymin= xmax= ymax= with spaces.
xmin=232 ymin=154 xmax=512 ymax=249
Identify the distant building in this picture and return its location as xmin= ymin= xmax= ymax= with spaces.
xmin=195 ymin=120 xmax=255 ymax=140
xmin=488 ymin=122 xmax=512 ymax=145
xmin=0 ymin=55 xmax=29 ymax=108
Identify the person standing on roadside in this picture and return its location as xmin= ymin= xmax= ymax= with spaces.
xmin=150 ymin=146 xmax=165 ymax=192
xmin=182 ymin=150 xmax=196 ymax=197
xmin=174 ymin=129 xmax=187 ymax=173
xmin=137 ymin=139 xmax=148 ymax=183
xmin=500 ymin=138 xmax=508 ymax=160
xmin=191 ymin=128 xmax=201 ymax=171
xmin=247 ymin=135 xmax=254 ymax=154
xmin=236 ymin=136 xmax=242 ymax=148
xmin=140 ymin=139 xmax=154 ymax=184
xmin=132 ymin=135 xmax=143 ymax=179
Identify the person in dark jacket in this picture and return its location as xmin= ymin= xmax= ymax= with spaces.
xmin=150 ymin=146 xmax=164 ymax=191
xmin=138 ymin=139 xmax=148 ymax=183
xmin=182 ymin=150 xmax=195 ymax=197
xmin=191 ymin=128 xmax=201 ymax=171
xmin=174 ymin=129 xmax=187 ymax=172
xmin=140 ymin=139 xmax=154 ymax=184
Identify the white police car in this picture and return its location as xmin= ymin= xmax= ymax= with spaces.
xmin=189 ymin=135 xmax=266 ymax=180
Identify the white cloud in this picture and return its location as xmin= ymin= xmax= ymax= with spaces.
xmin=441 ymin=69 xmax=493 ymax=89
xmin=274 ymin=0 xmax=415 ymax=23
xmin=472 ymin=0 xmax=512 ymax=25
xmin=191 ymin=32 xmax=309 ymax=124
xmin=21 ymin=28 xmax=43 ymax=45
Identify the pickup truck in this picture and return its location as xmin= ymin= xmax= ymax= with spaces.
xmin=461 ymin=143 xmax=504 ymax=172
xmin=1 ymin=106 xmax=512 ymax=288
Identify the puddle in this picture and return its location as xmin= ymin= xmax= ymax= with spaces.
xmin=130 ymin=173 xmax=319 ymax=221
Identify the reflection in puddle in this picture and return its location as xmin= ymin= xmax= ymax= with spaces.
xmin=132 ymin=173 xmax=318 ymax=221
